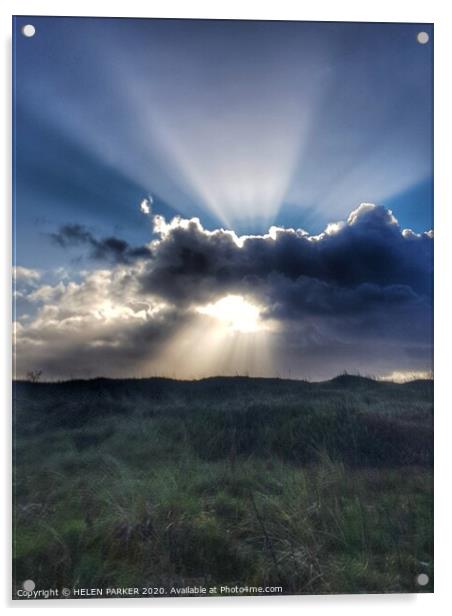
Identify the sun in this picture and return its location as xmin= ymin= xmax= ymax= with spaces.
xmin=196 ymin=295 xmax=263 ymax=333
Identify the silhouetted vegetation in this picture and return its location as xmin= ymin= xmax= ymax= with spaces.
xmin=13 ymin=376 xmax=433 ymax=595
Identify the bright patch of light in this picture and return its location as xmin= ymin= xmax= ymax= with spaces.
xmin=197 ymin=295 xmax=263 ymax=333
xmin=156 ymin=304 xmax=275 ymax=379
xmin=325 ymin=221 xmax=345 ymax=235
xmin=378 ymin=370 xmax=433 ymax=383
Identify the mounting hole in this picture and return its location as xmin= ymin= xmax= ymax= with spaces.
xmin=416 ymin=573 xmax=429 ymax=586
xmin=22 ymin=579 xmax=36 ymax=592
xmin=417 ymin=31 xmax=429 ymax=45
xmin=21 ymin=24 xmax=36 ymax=38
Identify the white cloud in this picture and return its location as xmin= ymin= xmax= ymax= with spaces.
xmin=140 ymin=196 xmax=153 ymax=215
xmin=13 ymin=261 xmax=176 ymax=380
xmin=12 ymin=266 xmax=40 ymax=281
xmin=347 ymin=202 xmax=398 ymax=226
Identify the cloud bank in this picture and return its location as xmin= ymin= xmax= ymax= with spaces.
xmin=14 ymin=204 xmax=433 ymax=380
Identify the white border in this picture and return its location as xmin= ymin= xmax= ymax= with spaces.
xmin=1 ymin=1 xmax=451 ymax=614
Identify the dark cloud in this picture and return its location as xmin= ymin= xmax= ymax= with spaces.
xmin=16 ymin=204 xmax=432 ymax=380
xmin=51 ymin=224 xmax=151 ymax=264
xmin=140 ymin=204 xmax=432 ymax=305
xmin=263 ymin=275 xmax=423 ymax=320
xmin=136 ymin=204 xmax=432 ymax=365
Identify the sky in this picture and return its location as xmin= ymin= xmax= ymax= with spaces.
xmin=13 ymin=17 xmax=433 ymax=381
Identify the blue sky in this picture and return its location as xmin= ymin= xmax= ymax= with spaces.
xmin=13 ymin=17 xmax=433 ymax=270
xmin=12 ymin=17 xmax=433 ymax=380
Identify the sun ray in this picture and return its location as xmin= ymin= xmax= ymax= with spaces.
xmin=150 ymin=296 xmax=276 ymax=379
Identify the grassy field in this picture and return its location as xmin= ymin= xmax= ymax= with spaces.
xmin=13 ymin=375 xmax=433 ymax=596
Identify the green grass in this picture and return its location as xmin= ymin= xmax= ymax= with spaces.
xmin=13 ymin=375 xmax=433 ymax=595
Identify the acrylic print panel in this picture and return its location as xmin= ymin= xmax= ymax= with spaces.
xmin=12 ymin=16 xmax=433 ymax=599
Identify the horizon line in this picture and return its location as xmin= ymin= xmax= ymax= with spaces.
xmin=13 ymin=372 xmax=433 ymax=385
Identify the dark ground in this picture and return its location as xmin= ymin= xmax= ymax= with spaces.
xmin=13 ymin=375 xmax=433 ymax=596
